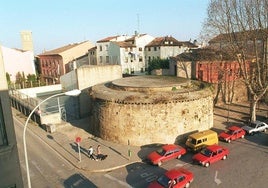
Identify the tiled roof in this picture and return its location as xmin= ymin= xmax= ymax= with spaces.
xmin=125 ymin=34 xmax=146 ymax=42
xmin=113 ymin=41 xmax=136 ymax=48
xmin=39 ymin=41 xmax=89 ymax=55
xmin=180 ymin=41 xmax=198 ymax=48
xmin=146 ymin=36 xmax=181 ymax=47
xmin=88 ymin=46 xmax=97 ymax=51
xmin=172 ymin=48 xmax=234 ymax=61
xmin=97 ymin=36 xmax=119 ymax=43
xmin=209 ymin=29 xmax=268 ymax=43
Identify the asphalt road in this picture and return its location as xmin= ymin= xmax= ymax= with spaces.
xmin=13 ymin=113 xmax=268 ymax=188
xmin=14 ymin=117 xmax=96 ymax=188
xmin=86 ymin=132 xmax=268 ymax=188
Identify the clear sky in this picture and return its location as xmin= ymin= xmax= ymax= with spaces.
xmin=0 ymin=0 xmax=209 ymax=54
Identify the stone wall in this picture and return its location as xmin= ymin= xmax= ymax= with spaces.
xmin=89 ymin=78 xmax=214 ymax=146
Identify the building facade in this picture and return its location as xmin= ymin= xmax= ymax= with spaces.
xmin=37 ymin=41 xmax=94 ymax=84
xmin=0 ymin=45 xmax=23 ymax=188
xmin=145 ymin=36 xmax=198 ymax=67
xmin=20 ymin=30 xmax=34 ymax=52
xmin=92 ymin=34 xmax=155 ymax=74
xmin=1 ymin=45 xmax=36 ymax=83
xmin=95 ymin=35 xmax=131 ymax=65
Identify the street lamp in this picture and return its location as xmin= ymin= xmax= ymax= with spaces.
xmin=23 ymin=89 xmax=81 ymax=188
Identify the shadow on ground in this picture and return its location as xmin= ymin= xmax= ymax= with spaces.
xmin=63 ymin=173 xmax=97 ymax=188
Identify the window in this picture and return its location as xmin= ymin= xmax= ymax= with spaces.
xmin=148 ymin=47 xmax=151 ymax=51
xmin=0 ymin=99 xmax=8 ymax=146
xmin=99 ymin=45 xmax=102 ymax=51
xmin=100 ymin=56 xmax=103 ymax=63
xmin=178 ymin=176 xmax=185 ymax=182
xmin=139 ymin=47 xmax=142 ymax=51
xmin=106 ymin=56 xmax=109 ymax=63
xmin=105 ymin=45 xmax=108 ymax=51
xmin=139 ymin=57 xmax=142 ymax=62
xmin=154 ymin=47 xmax=157 ymax=51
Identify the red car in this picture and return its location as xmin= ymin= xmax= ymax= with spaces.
xmin=147 ymin=168 xmax=194 ymax=188
xmin=192 ymin=145 xmax=229 ymax=167
xmin=219 ymin=126 xmax=246 ymax=143
xmin=147 ymin=144 xmax=186 ymax=166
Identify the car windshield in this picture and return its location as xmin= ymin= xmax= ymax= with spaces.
xmin=226 ymin=130 xmax=234 ymax=135
xmin=157 ymin=175 xmax=171 ymax=187
xmin=200 ymin=148 xmax=212 ymax=157
xmin=156 ymin=148 xmax=166 ymax=156
xmin=187 ymin=137 xmax=197 ymax=145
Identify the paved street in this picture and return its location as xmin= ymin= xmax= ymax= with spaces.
xmin=13 ymin=102 xmax=268 ymax=188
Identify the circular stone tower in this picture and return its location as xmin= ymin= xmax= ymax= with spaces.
xmin=89 ymin=75 xmax=214 ymax=146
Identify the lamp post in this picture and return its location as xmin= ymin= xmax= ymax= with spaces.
xmin=23 ymin=89 xmax=81 ymax=188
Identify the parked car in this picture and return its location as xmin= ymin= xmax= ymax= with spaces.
xmin=146 ymin=144 xmax=186 ymax=166
xmin=192 ymin=145 xmax=229 ymax=167
xmin=185 ymin=130 xmax=218 ymax=152
xmin=147 ymin=168 xmax=194 ymax=188
xmin=219 ymin=126 xmax=246 ymax=143
xmin=242 ymin=120 xmax=268 ymax=135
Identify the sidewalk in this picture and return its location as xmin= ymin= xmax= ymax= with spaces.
xmin=13 ymin=102 xmax=268 ymax=173
xmin=13 ymin=108 xmax=157 ymax=173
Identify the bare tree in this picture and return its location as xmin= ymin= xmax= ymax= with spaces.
xmin=203 ymin=0 xmax=268 ymax=121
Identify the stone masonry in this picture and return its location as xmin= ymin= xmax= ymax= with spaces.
xmin=89 ymin=76 xmax=214 ymax=146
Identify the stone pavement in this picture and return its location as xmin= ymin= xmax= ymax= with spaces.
xmin=13 ymin=102 xmax=268 ymax=173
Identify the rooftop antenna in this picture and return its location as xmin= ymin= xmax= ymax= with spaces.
xmin=137 ymin=13 xmax=140 ymax=35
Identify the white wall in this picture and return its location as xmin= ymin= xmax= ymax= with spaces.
xmin=1 ymin=45 xmax=36 ymax=82
xmin=18 ymin=84 xmax=62 ymax=98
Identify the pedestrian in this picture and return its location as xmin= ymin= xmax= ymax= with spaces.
xmin=96 ymin=145 xmax=101 ymax=159
xmin=88 ymin=146 xmax=97 ymax=161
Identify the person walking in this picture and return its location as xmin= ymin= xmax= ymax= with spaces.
xmin=88 ymin=146 xmax=97 ymax=161
xmin=96 ymin=145 xmax=101 ymax=159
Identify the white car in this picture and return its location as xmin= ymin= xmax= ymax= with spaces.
xmin=242 ymin=120 xmax=268 ymax=135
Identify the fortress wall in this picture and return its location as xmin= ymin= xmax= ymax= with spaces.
xmin=90 ymin=94 xmax=214 ymax=146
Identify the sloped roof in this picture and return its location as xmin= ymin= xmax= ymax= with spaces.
xmin=181 ymin=41 xmax=198 ymax=48
xmin=113 ymin=41 xmax=136 ymax=48
xmin=146 ymin=36 xmax=181 ymax=47
xmin=124 ymin=34 xmax=147 ymax=42
xmin=97 ymin=35 xmax=120 ymax=43
xmin=172 ymin=48 xmax=234 ymax=61
xmin=209 ymin=29 xmax=268 ymax=43
xmin=40 ymin=41 xmax=89 ymax=55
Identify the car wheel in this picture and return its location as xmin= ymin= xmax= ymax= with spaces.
xmin=157 ymin=161 xmax=162 ymax=166
xmin=177 ymin=155 xmax=182 ymax=159
xmin=205 ymin=162 xmax=210 ymax=167
xmin=227 ymin=139 xmax=231 ymax=143
xmin=222 ymin=155 xmax=227 ymax=160
xmin=241 ymin=135 xmax=245 ymax=138
xmin=185 ymin=182 xmax=190 ymax=188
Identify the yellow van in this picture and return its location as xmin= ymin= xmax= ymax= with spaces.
xmin=185 ymin=130 xmax=218 ymax=152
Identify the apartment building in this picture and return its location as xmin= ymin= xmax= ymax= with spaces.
xmin=145 ymin=36 xmax=198 ymax=67
xmin=92 ymin=33 xmax=155 ymax=74
xmin=37 ymin=41 xmax=94 ymax=84
xmin=95 ymin=35 xmax=131 ymax=65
